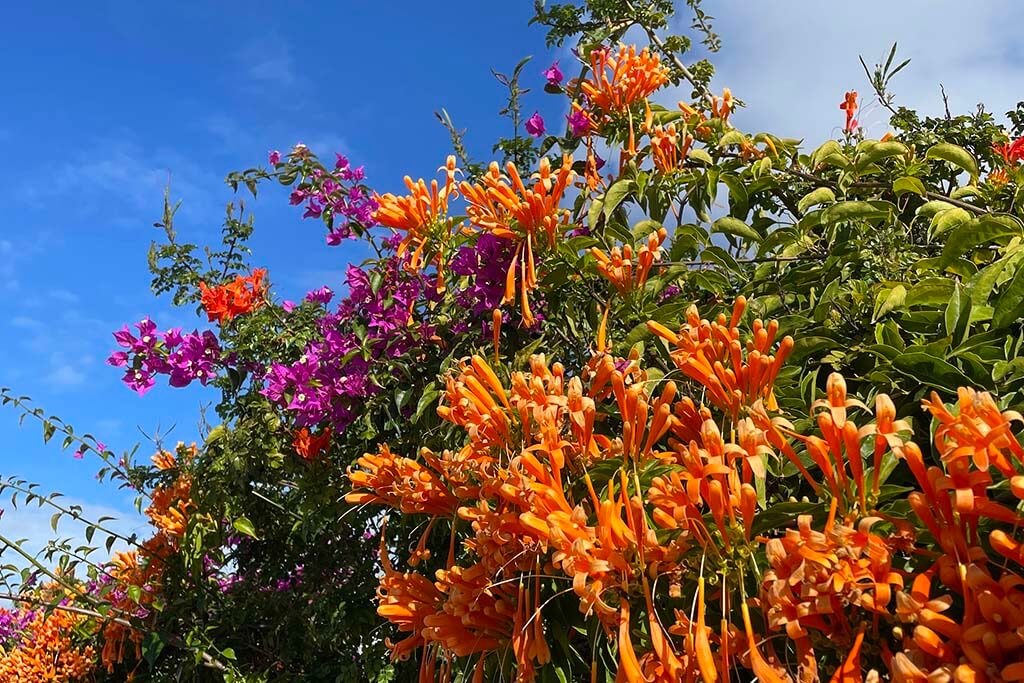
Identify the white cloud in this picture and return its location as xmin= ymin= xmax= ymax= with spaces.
xmin=670 ymin=1 xmax=1024 ymax=144
xmin=48 ymin=289 xmax=80 ymax=304
xmin=0 ymin=496 xmax=144 ymax=578
xmin=239 ymin=39 xmax=302 ymax=91
xmin=10 ymin=316 xmax=41 ymax=330
xmin=19 ymin=141 xmax=222 ymax=227
xmin=43 ymin=364 xmax=87 ymax=389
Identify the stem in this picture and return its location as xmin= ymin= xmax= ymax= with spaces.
xmin=1 ymin=480 xmax=142 ymax=549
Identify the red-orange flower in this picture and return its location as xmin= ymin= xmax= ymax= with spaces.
xmin=292 ymin=425 xmax=331 ymax=460
xmin=840 ymin=91 xmax=859 ymax=133
xmin=199 ymin=268 xmax=267 ymax=324
xmin=993 ymin=136 xmax=1024 ymax=166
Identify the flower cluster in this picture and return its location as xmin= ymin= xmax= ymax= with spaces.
xmin=199 ymin=268 xmax=267 ymax=324
xmin=460 ymin=156 xmax=575 ymax=326
xmin=261 ymin=256 xmax=433 ymax=431
xmin=0 ymin=592 xmax=96 ymax=682
xmin=107 ymin=318 xmax=221 ymax=395
xmin=99 ymin=445 xmax=194 ymax=673
xmin=348 ymin=297 xmax=1024 ymax=682
xmin=276 ymin=146 xmax=378 ymax=244
xmin=448 ymin=232 xmax=517 ymax=324
xmin=577 ymin=44 xmax=670 ymax=116
xmin=374 ymin=156 xmax=460 ymax=280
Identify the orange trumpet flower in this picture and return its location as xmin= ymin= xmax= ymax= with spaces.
xmin=460 ymin=156 xmax=575 ymax=326
xmin=578 ymin=45 xmax=670 ymax=115
xmin=649 ymin=123 xmax=694 ymax=172
xmin=591 ymin=227 xmax=668 ymax=295
xmin=374 ymin=156 xmax=460 ymax=281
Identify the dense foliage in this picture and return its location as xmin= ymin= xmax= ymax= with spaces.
xmin=6 ymin=1 xmax=1024 ymax=680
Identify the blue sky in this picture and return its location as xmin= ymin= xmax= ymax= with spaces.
xmin=1 ymin=0 xmax=1022 ymax=555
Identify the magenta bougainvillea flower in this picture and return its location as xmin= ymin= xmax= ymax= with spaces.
xmin=108 ymin=319 xmax=222 ymax=395
xmin=543 ymin=61 xmax=563 ymax=85
xmin=525 ymin=111 xmax=545 ymax=137
xmin=568 ymin=109 xmax=593 ymax=137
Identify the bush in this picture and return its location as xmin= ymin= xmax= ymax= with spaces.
xmin=6 ymin=1 xmax=1024 ymax=680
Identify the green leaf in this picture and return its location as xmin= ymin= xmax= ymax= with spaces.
xmin=630 ymin=219 xmax=662 ymax=241
xmin=718 ymin=130 xmax=746 ymax=148
xmin=905 ymin=278 xmax=955 ymax=307
xmin=233 ymin=516 xmax=259 ymax=539
xmin=602 ymin=179 xmax=635 ymax=220
xmin=712 ymin=216 xmax=761 ymax=242
xmin=687 ymin=148 xmax=713 ymax=165
xmin=893 ymin=176 xmax=925 ymax=196
xmin=939 ymin=216 xmax=1023 ymax=267
xmin=797 ymin=187 xmax=835 ymax=214
xmin=925 ymin=143 xmax=979 ymax=181
xmin=587 ymin=198 xmax=604 ymax=230
xmin=916 ymin=200 xmax=955 ymax=218
xmin=821 ymin=201 xmax=889 ymax=224
xmin=810 ymin=140 xmax=842 ymax=168
xmin=993 ymin=261 xmax=1024 ymax=329
xmin=944 ymin=283 xmax=972 ymax=345
xmin=891 ymin=351 xmax=972 ymax=393
xmin=930 ymin=207 xmax=971 ymax=238
xmin=412 ymin=384 xmax=439 ymax=423
xmin=42 ymin=421 xmax=55 ymax=444
xmin=872 ymin=284 xmax=906 ymax=322
xmin=862 ymin=140 xmax=909 ymax=165
xmin=970 ymin=247 xmax=1024 ymax=306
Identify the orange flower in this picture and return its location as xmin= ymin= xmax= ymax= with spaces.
xmin=578 ymin=45 xmax=670 ymax=114
xmin=840 ymin=91 xmax=859 ymax=133
xmin=591 ymin=227 xmax=668 ymax=295
xmin=993 ymin=136 xmax=1024 ymax=166
xmin=0 ymin=604 xmax=96 ymax=681
xmin=375 ymin=540 xmax=442 ymax=662
xmin=199 ymin=267 xmax=267 ymax=324
xmin=649 ymin=123 xmax=694 ymax=172
xmin=923 ymin=387 xmax=1024 ymax=475
xmin=346 ymin=444 xmax=459 ymax=517
xmin=292 ymin=425 xmax=331 ymax=460
xmin=989 ymin=167 xmax=1011 ymax=186
xmin=460 ymin=156 xmax=574 ymax=326
xmin=647 ymin=297 xmax=794 ymax=420
xmin=373 ymin=156 xmax=460 ymax=279
xmin=711 ymin=88 xmax=735 ymax=124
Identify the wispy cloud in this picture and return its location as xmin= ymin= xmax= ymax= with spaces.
xmin=48 ymin=289 xmax=80 ymax=304
xmin=43 ymin=363 xmax=88 ymax=389
xmin=671 ymin=1 xmax=1024 ymax=144
xmin=0 ymin=495 xmax=144 ymax=573
xmin=19 ymin=141 xmax=222 ymax=227
xmin=238 ymin=37 xmax=303 ymax=92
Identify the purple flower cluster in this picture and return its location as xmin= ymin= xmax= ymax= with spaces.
xmin=285 ymin=151 xmax=379 ymax=245
xmin=659 ymin=283 xmax=682 ymax=302
xmin=0 ymin=607 xmax=35 ymax=645
xmin=261 ymin=256 xmax=433 ymax=431
xmin=108 ymin=318 xmax=221 ymax=395
xmin=449 ymin=233 xmax=516 ymax=319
